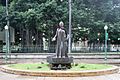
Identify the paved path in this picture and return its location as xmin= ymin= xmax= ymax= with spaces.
xmin=0 ymin=69 xmax=120 ymax=80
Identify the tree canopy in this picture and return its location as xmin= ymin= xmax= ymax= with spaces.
xmin=0 ymin=0 xmax=120 ymax=44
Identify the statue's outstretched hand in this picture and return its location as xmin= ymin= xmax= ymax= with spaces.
xmin=67 ymin=34 xmax=70 ymax=39
xmin=52 ymin=37 xmax=56 ymax=41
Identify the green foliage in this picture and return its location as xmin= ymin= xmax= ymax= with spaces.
xmin=0 ymin=5 xmax=6 ymax=30
xmin=0 ymin=0 xmax=120 ymax=43
xmin=72 ymin=0 xmax=120 ymax=43
xmin=8 ymin=0 xmax=68 ymax=39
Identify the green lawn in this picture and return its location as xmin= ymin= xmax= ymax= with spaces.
xmin=70 ymin=63 xmax=112 ymax=71
xmin=9 ymin=63 xmax=50 ymax=71
xmin=8 ymin=63 xmax=112 ymax=71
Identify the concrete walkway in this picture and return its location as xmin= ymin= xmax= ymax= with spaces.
xmin=0 ymin=69 xmax=119 ymax=80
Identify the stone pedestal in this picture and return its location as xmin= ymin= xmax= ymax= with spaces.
xmin=47 ymin=56 xmax=73 ymax=70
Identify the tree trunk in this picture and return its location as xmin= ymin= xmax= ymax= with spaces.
xmin=34 ymin=30 xmax=43 ymax=52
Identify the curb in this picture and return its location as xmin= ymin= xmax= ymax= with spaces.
xmin=0 ymin=65 xmax=119 ymax=77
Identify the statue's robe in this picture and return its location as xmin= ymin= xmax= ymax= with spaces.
xmin=56 ymin=28 xmax=68 ymax=57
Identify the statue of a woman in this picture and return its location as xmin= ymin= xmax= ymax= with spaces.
xmin=52 ymin=21 xmax=68 ymax=58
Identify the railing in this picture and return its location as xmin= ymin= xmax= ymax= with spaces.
xmin=72 ymin=44 xmax=120 ymax=53
xmin=1 ymin=45 xmax=120 ymax=53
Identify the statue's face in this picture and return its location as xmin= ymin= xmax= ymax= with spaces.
xmin=59 ymin=22 xmax=64 ymax=27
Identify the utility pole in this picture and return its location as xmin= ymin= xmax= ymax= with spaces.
xmin=68 ymin=0 xmax=72 ymax=53
xmin=104 ymin=25 xmax=108 ymax=63
xmin=5 ymin=0 xmax=10 ymax=63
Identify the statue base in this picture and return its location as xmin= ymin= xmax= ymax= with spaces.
xmin=47 ymin=56 xmax=73 ymax=70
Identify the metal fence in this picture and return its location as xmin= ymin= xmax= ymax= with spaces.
xmin=1 ymin=44 xmax=120 ymax=53
xmin=72 ymin=46 xmax=120 ymax=53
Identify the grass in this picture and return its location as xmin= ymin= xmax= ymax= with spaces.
xmin=8 ymin=63 xmax=50 ymax=71
xmin=8 ymin=63 xmax=112 ymax=71
xmin=70 ymin=63 xmax=112 ymax=71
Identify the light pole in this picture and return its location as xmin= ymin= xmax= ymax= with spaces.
xmin=104 ymin=25 xmax=108 ymax=61
xmin=68 ymin=0 xmax=72 ymax=53
xmin=5 ymin=0 xmax=10 ymax=63
xmin=6 ymin=0 xmax=9 ymax=28
xmin=60 ymin=0 xmax=72 ymax=53
xmin=4 ymin=25 xmax=9 ymax=63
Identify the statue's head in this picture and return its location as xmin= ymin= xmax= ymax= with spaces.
xmin=59 ymin=21 xmax=64 ymax=27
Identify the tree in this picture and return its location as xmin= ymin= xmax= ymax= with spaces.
xmin=0 ymin=5 xmax=6 ymax=30
xmin=72 ymin=0 xmax=120 ymax=44
xmin=0 ymin=0 xmax=120 ymax=48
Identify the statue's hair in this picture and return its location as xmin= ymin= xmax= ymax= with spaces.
xmin=59 ymin=21 xmax=64 ymax=26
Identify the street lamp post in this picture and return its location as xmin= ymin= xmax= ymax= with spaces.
xmin=5 ymin=0 xmax=10 ymax=63
xmin=6 ymin=0 xmax=9 ymax=27
xmin=60 ymin=0 xmax=72 ymax=53
xmin=68 ymin=0 xmax=72 ymax=53
xmin=104 ymin=25 xmax=108 ymax=61
xmin=5 ymin=25 xmax=9 ymax=63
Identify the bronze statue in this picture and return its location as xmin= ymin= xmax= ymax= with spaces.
xmin=47 ymin=21 xmax=73 ymax=70
xmin=52 ymin=21 xmax=68 ymax=58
